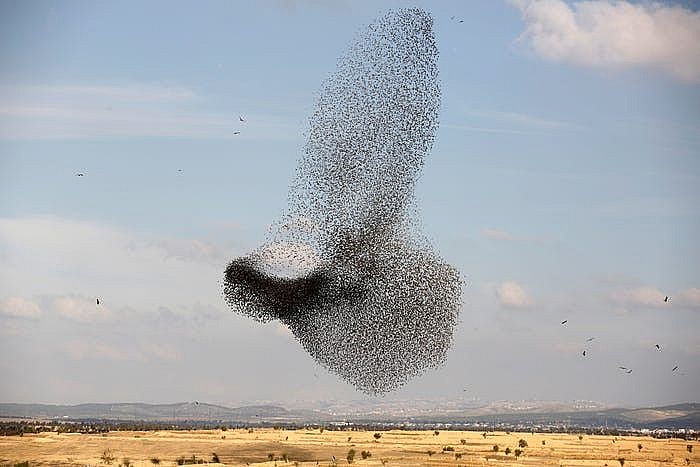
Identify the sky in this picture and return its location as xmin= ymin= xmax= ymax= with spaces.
xmin=0 ymin=0 xmax=699 ymax=408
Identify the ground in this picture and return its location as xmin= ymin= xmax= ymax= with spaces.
xmin=0 ymin=428 xmax=698 ymax=466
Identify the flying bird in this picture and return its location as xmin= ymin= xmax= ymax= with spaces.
xmin=75 ymin=173 xmax=85 ymax=177
xmin=618 ymin=366 xmax=628 ymax=370
xmin=233 ymin=131 xmax=241 ymax=135
xmin=582 ymin=350 xmax=586 ymax=357
xmin=664 ymin=296 xmax=669 ymax=303
xmin=561 ymin=320 xmax=568 ymax=325
xmin=655 ymin=344 xmax=662 ymax=351
xmin=625 ymin=369 xmax=632 ymax=374
xmin=239 ymin=115 xmax=246 ymax=122
xmin=586 ymin=337 xmax=595 ymax=342
xmin=672 ymin=365 xmax=679 ymax=372
xmin=96 ymin=298 xmax=100 ymax=305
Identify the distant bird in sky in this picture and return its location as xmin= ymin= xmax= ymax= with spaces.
xmin=96 ymin=298 xmax=100 ymax=305
xmin=655 ymin=344 xmax=662 ymax=351
xmin=586 ymin=337 xmax=595 ymax=342
xmin=618 ymin=366 xmax=632 ymax=373
xmin=233 ymin=131 xmax=241 ymax=135
xmin=664 ymin=296 xmax=669 ymax=302
xmin=239 ymin=115 xmax=246 ymax=122
xmin=625 ymin=369 xmax=632 ymax=374
xmin=177 ymin=169 xmax=183 ymax=173
xmin=561 ymin=320 xmax=568 ymax=325
xmin=75 ymin=172 xmax=85 ymax=177
xmin=672 ymin=365 xmax=679 ymax=372
xmin=582 ymin=350 xmax=586 ymax=357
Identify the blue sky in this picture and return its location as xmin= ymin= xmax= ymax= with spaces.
xmin=0 ymin=0 xmax=699 ymax=407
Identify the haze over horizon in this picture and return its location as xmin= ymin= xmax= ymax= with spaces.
xmin=1 ymin=1 xmax=698 ymax=408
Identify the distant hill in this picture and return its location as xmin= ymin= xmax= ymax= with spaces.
xmin=1 ymin=401 xmax=698 ymax=429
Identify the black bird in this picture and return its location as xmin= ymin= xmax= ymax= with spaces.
xmin=561 ymin=320 xmax=568 ymax=325
xmin=655 ymin=344 xmax=661 ymax=351
xmin=75 ymin=173 xmax=85 ymax=177
xmin=586 ymin=337 xmax=595 ymax=342
xmin=672 ymin=365 xmax=679 ymax=372
xmin=582 ymin=350 xmax=586 ymax=357
xmin=626 ymin=369 xmax=632 ymax=374
xmin=618 ymin=366 xmax=628 ymax=370
xmin=96 ymin=298 xmax=100 ymax=305
xmin=664 ymin=296 xmax=669 ymax=302
xmin=233 ymin=131 xmax=241 ymax=135
xmin=239 ymin=115 xmax=246 ymax=122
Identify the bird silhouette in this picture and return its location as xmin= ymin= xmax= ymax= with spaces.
xmin=664 ymin=296 xmax=669 ymax=302
xmin=233 ymin=131 xmax=241 ymax=135
xmin=672 ymin=365 xmax=679 ymax=372
xmin=75 ymin=173 xmax=85 ymax=177
xmin=586 ymin=337 xmax=595 ymax=342
xmin=96 ymin=298 xmax=100 ymax=305
xmin=582 ymin=350 xmax=586 ymax=357
xmin=561 ymin=320 xmax=568 ymax=325
xmin=239 ymin=115 xmax=246 ymax=122
xmin=655 ymin=344 xmax=662 ymax=351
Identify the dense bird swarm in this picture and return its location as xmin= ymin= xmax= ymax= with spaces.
xmin=223 ymin=8 xmax=462 ymax=394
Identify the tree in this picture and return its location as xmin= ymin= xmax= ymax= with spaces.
xmin=637 ymin=443 xmax=643 ymax=452
xmin=514 ymin=449 xmax=523 ymax=458
xmin=361 ymin=450 xmax=371 ymax=459
xmin=518 ymin=439 xmax=528 ymax=448
xmin=618 ymin=458 xmax=625 ymax=466
xmin=347 ymin=449 xmax=356 ymax=464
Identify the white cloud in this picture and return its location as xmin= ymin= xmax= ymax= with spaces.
xmin=53 ymin=295 xmax=113 ymax=323
xmin=497 ymin=281 xmax=535 ymax=308
xmin=511 ymin=0 xmax=700 ymax=83
xmin=483 ymin=228 xmax=515 ymax=241
xmin=609 ymin=285 xmax=666 ymax=308
xmin=677 ymin=287 xmax=700 ymax=309
xmin=0 ymin=296 xmax=42 ymax=319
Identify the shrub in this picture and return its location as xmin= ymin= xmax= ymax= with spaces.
xmin=427 ymin=450 xmax=435 ymax=456
xmin=347 ymin=449 xmax=356 ymax=464
xmin=101 ymin=450 xmax=116 ymax=465
xmin=518 ymin=439 xmax=528 ymax=448
xmin=687 ymin=445 xmax=693 ymax=453
xmin=374 ymin=432 xmax=382 ymax=440
xmin=514 ymin=449 xmax=522 ymax=458
xmin=212 ymin=452 xmax=220 ymax=463
xmin=618 ymin=458 xmax=625 ymax=466
xmin=267 ymin=453 xmax=274 ymax=461
xmin=637 ymin=443 xmax=643 ymax=452
xmin=14 ymin=462 xmax=29 ymax=467
xmin=122 ymin=458 xmax=132 ymax=467
xmin=455 ymin=453 xmax=462 ymax=460
xmin=348 ymin=436 xmax=352 ymax=442
xmin=542 ymin=440 xmax=546 ymax=445
xmin=434 ymin=430 xmax=440 ymax=436
xmin=504 ymin=447 xmax=511 ymax=455
xmin=319 ymin=427 xmax=324 ymax=433
xmin=361 ymin=450 xmax=371 ymax=459
xmin=150 ymin=458 xmax=161 ymax=465
xmin=442 ymin=446 xmax=454 ymax=452
xmin=281 ymin=453 xmax=288 ymax=463
xmin=482 ymin=432 xmax=487 ymax=438
xmin=492 ymin=445 xmax=499 ymax=452
xmin=460 ymin=439 xmax=466 ymax=445
xmin=579 ymin=435 xmax=583 ymax=441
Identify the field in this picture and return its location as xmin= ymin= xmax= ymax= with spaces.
xmin=1 ymin=428 xmax=698 ymax=466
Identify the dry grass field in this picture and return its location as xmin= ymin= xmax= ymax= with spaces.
xmin=1 ymin=428 xmax=698 ymax=467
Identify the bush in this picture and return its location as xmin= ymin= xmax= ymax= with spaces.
xmin=518 ymin=439 xmax=528 ymax=448
xmin=347 ymin=449 xmax=356 ymax=464
xmin=150 ymin=458 xmax=161 ymax=465
xmin=687 ymin=445 xmax=693 ymax=453
xmin=514 ymin=449 xmax=523 ymax=458
xmin=442 ymin=446 xmax=454 ymax=452
xmin=212 ymin=452 xmax=220 ymax=463
xmin=267 ymin=453 xmax=274 ymax=461
xmin=460 ymin=439 xmax=466 ymax=445
xmin=504 ymin=447 xmax=511 ymax=455
xmin=434 ymin=430 xmax=440 ymax=436
xmin=542 ymin=440 xmax=546 ymax=445
xmin=455 ymin=453 xmax=462 ymax=460
xmin=122 ymin=458 xmax=132 ymax=467
xmin=427 ymin=450 xmax=435 ymax=456
xmin=361 ymin=450 xmax=371 ymax=459
xmin=319 ymin=427 xmax=324 ymax=433
xmin=281 ymin=453 xmax=288 ymax=463
xmin=14 ymin=462 xmax=29 ymax=467
xmin=492 ymin=445 xmax=499 ymax=452
xmin=101 ymin=450 xmax=116 ymax=465
xmin=374 ymin=432 xmax=382 ymax=440
xmin=618 ymin=458 xmax=625 ymax=466
xmin=637 ymin=443 xmax=643 ymax=452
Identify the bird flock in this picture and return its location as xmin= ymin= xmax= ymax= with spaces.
xmin=222 ymin=8 xmax=462 ymax=395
